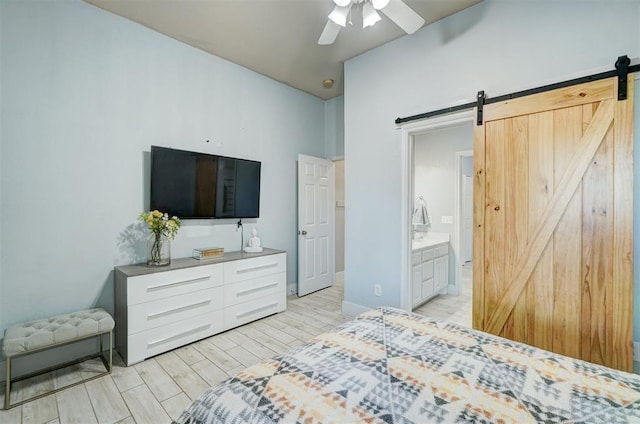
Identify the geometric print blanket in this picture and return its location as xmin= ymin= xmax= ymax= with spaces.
xmin=173 ymin=307 xmax=640 ymax=423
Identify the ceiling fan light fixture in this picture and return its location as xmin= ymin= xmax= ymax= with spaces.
xmin=328 ymin=5 xmax=349 ymax=27
xmin=362 ymin=3 xmax=381 ymax=28
xmin=371 ymin=0 xmax=390 ymax=10
xmin=333 ymin=0 xmax=352 ymax=7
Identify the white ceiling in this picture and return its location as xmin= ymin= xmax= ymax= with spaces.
xmin=83 ymin=0 xmax=482 ymax=100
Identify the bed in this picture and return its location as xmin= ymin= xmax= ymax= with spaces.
xmin=173 ymin=307 xmax=640 ymax=423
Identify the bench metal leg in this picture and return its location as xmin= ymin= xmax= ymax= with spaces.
xmin=4 ymin=356 xmax=10 ymax=410
xmin=2 ymin=331 xmax=113 ymax=410
xmin=98 ymin=331 xmax=113 ymax=373
xmin=108 ymin=331 xmax=113 ymax=372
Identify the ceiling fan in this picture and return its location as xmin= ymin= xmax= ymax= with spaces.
xmin=318 ymin=0 xmax=426 ymax=45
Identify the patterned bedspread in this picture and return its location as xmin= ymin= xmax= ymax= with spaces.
xmin=174 ymin=307 xmax=640 ymax=423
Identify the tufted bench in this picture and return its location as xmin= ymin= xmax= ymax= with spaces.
xmin=2 ymin=308 xmax=114 ymax=410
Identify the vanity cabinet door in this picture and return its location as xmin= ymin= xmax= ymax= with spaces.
xmin=434 ymin=253 xmax=449 ymax=293
xmin=412 ymin=263 xmax=422 ymax=306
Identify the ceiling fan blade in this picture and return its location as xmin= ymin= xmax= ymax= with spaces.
xmin=380 ymin=0 xmax=425 ymax=34
xmin=318 ymin=20 xmax=341 ymax=45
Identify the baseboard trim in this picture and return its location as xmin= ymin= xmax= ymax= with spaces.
xmin=335 ymin=271 xmax=344 ymax=282
xmin=341 ymin=300 xmax=371 ymax=318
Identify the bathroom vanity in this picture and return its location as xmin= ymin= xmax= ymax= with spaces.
xmin=411 ymin=233 xmax=449 ymax=308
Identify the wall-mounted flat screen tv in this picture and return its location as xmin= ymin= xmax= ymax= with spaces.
xmin=150 ymin=146 xmax=261 ymax=219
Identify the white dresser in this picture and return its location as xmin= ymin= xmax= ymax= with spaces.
xmin=411 ymin=236 xmax=449 ymax=308
xmin=115 ymin=249 xmax=286 ymax=365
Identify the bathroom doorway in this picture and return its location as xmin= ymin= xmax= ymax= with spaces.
xmin=399 ymin=111 xmax=474 ymax=326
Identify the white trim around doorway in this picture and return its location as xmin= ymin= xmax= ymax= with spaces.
xmin=453 ymin=149 xmax=473 ymax=296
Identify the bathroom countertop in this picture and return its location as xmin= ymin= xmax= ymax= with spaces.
xmin=412 ymin=232 xmax=450 ymax=251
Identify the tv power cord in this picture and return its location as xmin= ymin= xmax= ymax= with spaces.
xmin=236 ymin=219 xmax=243 ymax=251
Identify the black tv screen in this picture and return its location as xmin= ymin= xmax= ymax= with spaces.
xmin=150 ymin=146 xmax=261 ymax=219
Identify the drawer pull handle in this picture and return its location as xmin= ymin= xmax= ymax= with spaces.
xmin=147 ymin=276 xmax=211 ymax=292
xmin=147 ymin=300 xmax=212 ymax=320
xmin=236 ymin=282 xmax=278 ymax=297
xmin=236 ymin=263 xmax=278 ymax=275
xmin=236 ymin=302 xmax=278 ymax=319
xmin=147 ymin=324 xmax=211 ymax=348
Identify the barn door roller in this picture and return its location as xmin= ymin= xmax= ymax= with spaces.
xmin=616 ymin=55 xmax=630 ymax=101
xmin=476 ymin=91 xmax=486 ymax=126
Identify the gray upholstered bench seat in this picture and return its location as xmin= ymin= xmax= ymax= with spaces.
xmin=3 ymin=308 xmax=114 ymax=357
xmin=2 ymin=308 xmax=114 ymax=410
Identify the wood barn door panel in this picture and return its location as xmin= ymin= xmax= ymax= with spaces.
xmin=581 ymin=121 xmax=614 ymax=366
xmin=483 ymin=98 xmax=615 ymax=336
xmin=472 ymin=123 xmax=486 ymax=330
xmin=528 ymin=111 xmax=555 ymax=352
xmin=483 ymin=119 xmax=506 ymax=325
xmin=611 ymin=78 xmax=634 ymax=370
xmin=473 ymin=77 xmax=633 ymax=371
xmin=504 ymin=116 xmax=529 ymax=342
xmin=483 ymin=78 xmax=614 ymax=122
xmin=551 ymin=106 xmax=583 ymax=359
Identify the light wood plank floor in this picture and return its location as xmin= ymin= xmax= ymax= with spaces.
xmin=0 ymin=273 xmax=472 ymax=424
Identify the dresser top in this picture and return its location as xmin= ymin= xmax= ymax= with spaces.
xmin=115 ymin=248 xmax=285 ymax=277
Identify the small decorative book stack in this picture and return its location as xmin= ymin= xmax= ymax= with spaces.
xmin=192 ymin=247 xmax=224 ymax=260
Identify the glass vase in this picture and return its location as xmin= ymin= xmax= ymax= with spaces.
xmin=147 ymin=233 xmax=171 ymax=266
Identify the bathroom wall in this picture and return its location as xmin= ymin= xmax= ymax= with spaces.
xmin=413 ymin=124 xmax=473 ymax=234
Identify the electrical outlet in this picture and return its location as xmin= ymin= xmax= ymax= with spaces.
xmin=374 ymin=284 xmax=382 ymax=297
xmin=441 ymin=216 xmax=453 ymax=224
xmin=634 ymin=341 xmax=640 ymax=362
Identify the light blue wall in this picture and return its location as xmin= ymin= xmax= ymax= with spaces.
xmin=325 ymin=96 xmax=345 ymax=158
xmin=0 ymin=0 xmax=326 ymax=348
xmin=344 ymin=0 xmax=640 ymax=311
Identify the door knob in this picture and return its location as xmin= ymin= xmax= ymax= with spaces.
xmin=299 ymin=230 xmax=307 ymax=235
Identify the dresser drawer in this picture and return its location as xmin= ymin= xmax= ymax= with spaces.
xmin=223 ymin=292 xmax=285 ymax=330
xmin=224 ymin=272 xmax=285 ymax=307
xmin=126 ymin=312 xmax=222 ymax=365
xmin=224 ymin=253 xmax=285 ymax=284
xmin=127 ymin=287 xmax=223 ymax=334
xmin=422 ymin=248 xmax=434 ymax=261
xmin=127 ymin=264 xmax=223 ymax=305
xmin=411 ymin=252 xmax=422 ymax=265
xmin=434 ymin=244 xmax=448 ymax=257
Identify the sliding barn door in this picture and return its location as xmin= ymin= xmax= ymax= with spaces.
xmin=473 ymin=77 xmax=634 ymax=371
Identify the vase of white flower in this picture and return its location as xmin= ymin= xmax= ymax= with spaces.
xmin=138 ymin=210 xmax=181 ymax=267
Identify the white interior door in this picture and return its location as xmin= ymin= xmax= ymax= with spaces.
xmin=462 ymin=175 xmax=473 ymax=263
xmin=298 ymin=154 xmax=335 ymax=296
